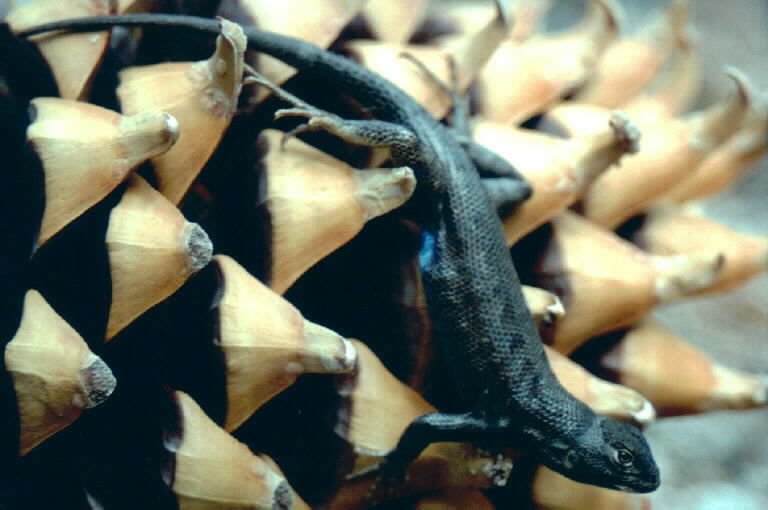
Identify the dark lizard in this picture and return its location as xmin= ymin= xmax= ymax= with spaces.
xmin=18 ymin=13 xmax=660 ymax=493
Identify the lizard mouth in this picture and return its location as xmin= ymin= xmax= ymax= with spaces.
xmin=614 ymin=474 xmax=660 ymax=494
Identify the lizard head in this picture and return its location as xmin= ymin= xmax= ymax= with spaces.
xmin=540 ymin=416 xmax=660 ymax=493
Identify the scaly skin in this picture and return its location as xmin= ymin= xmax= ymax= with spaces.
xmin=18 ymin=14 xmax=660 ymax=492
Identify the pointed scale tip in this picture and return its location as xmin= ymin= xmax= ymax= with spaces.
xmin=545 ymin=298 xmax=566 ymax=326
xmin=688 ymin=70 xmax=753 ymax=151
xmin=592 ymin=0 xmax=624 ymax=37
xmin=118 ymin=110 xmax=181 ymax=166
xmin=355 ymin=165 xmax=416 ymax=221
xmin=184 ymin=222 xmax=213 ymax=272
xmin=722 ymin=65 xmax=754 ymax=110
xmin=701 ymin=367 xmax=768 ymax=411
xmin=752 ymin=376 xmax=768 ymax=406
xmin=667 ymin=0 xmax=691 ymax=46
xmin=653 ymin=251 xmax=725 ymax=302
xmin=79 ymin=353 xmax=117 ymax=409
xmin=631 ymin=399 xmax=657 ymax=426
xmin=302 ymin=322 xmax=358 ymax=374
xmin=609 ymin=110 xmax=641 ymax=155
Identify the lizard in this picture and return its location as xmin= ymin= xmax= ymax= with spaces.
xmin=17 ymin=13 xmax=660 ymax=494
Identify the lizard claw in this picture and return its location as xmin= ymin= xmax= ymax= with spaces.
xmin=243 ymin=64 xmax=317 ymax=112
xmin=274 ymin=106 xmax=317 ymax=121
xmin=274 ymin=107 xmax=317 ymax=146
xmin=280 ymin=122 xmax=313 ymax=148
xmin=275 ymin=106 xmax=341 ymax=125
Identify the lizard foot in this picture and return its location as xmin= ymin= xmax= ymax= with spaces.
xmin=243 ymin=65 xmax=349 ymax=146
xmin=244 ymin=63 xmax=419 ymax=154
xmin=274 ymin=106 xmax=345 ymax=144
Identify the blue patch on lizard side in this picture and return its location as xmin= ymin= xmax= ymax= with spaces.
xmin=419 ymin=230 xmax=436 ymax=270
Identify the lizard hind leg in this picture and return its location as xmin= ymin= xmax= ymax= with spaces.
xmin=466 ymin=140 xmax=533 ymax=215
xmin=397 ymin=54 xmax=533 ymax=213
xmin=398 ymin=51 xmax=471 ymax=136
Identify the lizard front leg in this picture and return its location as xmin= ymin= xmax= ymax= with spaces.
xmin=361 ymin=411 xmax=513 ymax=500
xmin=244 ymin=68 xmax=420 ymax=158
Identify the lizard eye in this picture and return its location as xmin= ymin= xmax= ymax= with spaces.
xmin=613 ymin=448 xmax=635 ymax=467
